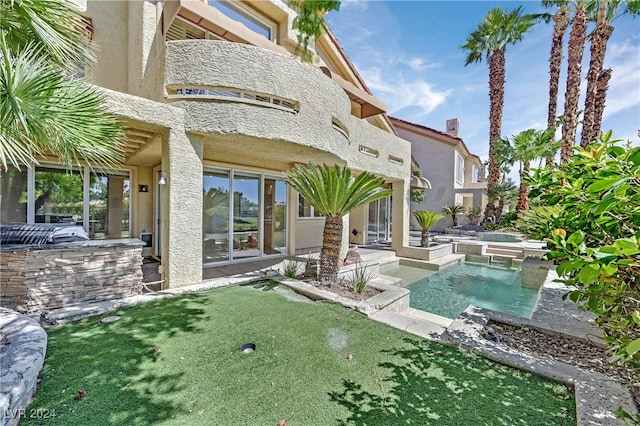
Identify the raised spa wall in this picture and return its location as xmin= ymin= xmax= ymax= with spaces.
xmin=0 ymin=239 xmax=144 ymax=316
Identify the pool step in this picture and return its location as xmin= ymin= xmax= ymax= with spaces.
xmin=369 ymin=274 xmax=403 ymax=286
xmin=369 ymin=310 xmax=446 ymax=341
xmin=424 ymin=253 xmax=465 ymax=270
xmin=486 ymin=245 xmax=525 ymax=261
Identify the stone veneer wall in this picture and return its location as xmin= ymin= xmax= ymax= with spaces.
xmin=0 ymin=240 xmax=144 ymax=315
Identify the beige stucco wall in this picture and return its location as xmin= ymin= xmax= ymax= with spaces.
xmin=165 ymin=41 xmax=410 ymax=181
xmin=86 ymin=1 xmax=129 ymax=92
xmin=86 ymin=3 xmax=413 ymax=286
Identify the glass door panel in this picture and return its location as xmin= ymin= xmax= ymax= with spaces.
xmin=367 ymin=196 xmax=391 ymax=243
xmin=263 ymin=178 xmax=286 ymax=255
xmin=89 ymin=173 xmax=130 ymax=239
xmin=0 ymin=166 xmax=27 ymax=223
xmin=34 ymin=166 xmax=83 ymax=225
xmin=232 ymin=173 xmax=260 ymax=260
xmin=203 ymin=170 xmax=230 ymax=263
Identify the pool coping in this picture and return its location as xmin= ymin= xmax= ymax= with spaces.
xmin=441 ymin=264 xmax=638 ymax=426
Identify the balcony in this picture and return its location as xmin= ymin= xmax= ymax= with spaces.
xmin=164 ymin=40 xmax=410 ymax=179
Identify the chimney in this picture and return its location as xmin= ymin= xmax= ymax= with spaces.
xmin=446 ymin=118 xmax=459 ymax=137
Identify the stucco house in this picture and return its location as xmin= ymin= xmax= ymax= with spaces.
xmin=390 ymin=117 xmax=487 ymax=232
xmin=0 ymin=0 xmax=414 ymax=288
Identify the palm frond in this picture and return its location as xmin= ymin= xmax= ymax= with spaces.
xmin=0 ymin=40 xmax=125 ymax=170
xmin=0 ymin=0 xmax=95 ymax=69
xmin=284 ymin=163 xmax=391 ymax=217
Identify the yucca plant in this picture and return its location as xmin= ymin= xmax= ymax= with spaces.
xmin=281 ymin=259 xmax=300 ymax=279
xmin=412 ymin=210 xmax=443 ymax=247
xmin=285 ymin=163 xmax=391 ymax=285
xmin=349 ymin=262 xmax=374 ymax=294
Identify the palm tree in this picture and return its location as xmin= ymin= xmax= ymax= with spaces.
xmin=500 ymin=128 xmax=555 ymax=214
xmin=0 ymin=0 xmax=125 ymax=171
xmin=461 ymin=6 xmax=537 ymax=224
xmin=560 ymin=1 xmax=588 ymax=164
xmin=487 ymin=179 xmax=518 ymax=222
xmin=542 ymin=0 xmax=570 ymax=166
xmin=442 ymin=205 xmax=465 ymax=227
xmin=284 ymin=163 xmax=392 ymax=285
xmin=412 ymin=211 xmax=443 ymax=248
xmin=581 ymin=0 xmax=639 ymax=147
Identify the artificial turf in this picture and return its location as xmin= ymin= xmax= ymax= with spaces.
xmin=22 ymin=283 xmax=575 ymax=425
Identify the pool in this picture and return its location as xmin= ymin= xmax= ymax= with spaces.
xmin=381 ymin=262 xmax=540 ymax=319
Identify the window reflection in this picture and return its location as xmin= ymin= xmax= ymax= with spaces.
xmin=0 ymin=166 xmax=27 ymax=224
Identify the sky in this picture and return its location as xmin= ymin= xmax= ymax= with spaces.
xmin=325 ymin=0 xmax=640 ymax=178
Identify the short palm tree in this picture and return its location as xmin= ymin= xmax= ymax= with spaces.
xmin=442 ymin=205 xmax=465 ymax=227
xmin=500 ymin=128 xmax=555 ymax=214
xmin=412 ymin=211 xmax=443 ymax=247
xmin=487 ymin=180 xmax=518 ymax=222
xmin=284 ymin=163 xmax=392 ymax=285
xmin=0 ymin=0 xmax=125 ymax=171
xmin=461 ymin=6 xmax=537 ymax=223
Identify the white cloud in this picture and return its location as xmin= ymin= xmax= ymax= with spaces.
xmin=338 ymin=0 xmax=369 ymax=12
xmin=601 ymin=40 xmax=640 ymax=119
xmin=399 ymin=56 xmax=441 ymax=72
xmin=358 ymin=67 xmax=452 ymax=117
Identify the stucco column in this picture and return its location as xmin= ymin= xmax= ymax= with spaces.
xmin=341 ymin=213 xmax=350 ymax=261
xmin=161 ymin=130 xmax=203 ymax=288
xmin=391 ymin=179 xmax=410 ymax=251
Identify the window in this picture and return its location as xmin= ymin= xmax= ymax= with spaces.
xmin=209 ymin=1 xmax=275 ymax=41
xmin=455 ymin=152 xmax=464 ymax=185
xmin=298 ymin=195 xmax=323 ymax=218
xmin=0 ymin=163 xmax=131 ymax=239
xmin=472 ymin=165 xmax=479 ymax=184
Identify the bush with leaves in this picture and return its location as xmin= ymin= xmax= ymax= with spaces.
xmin=466 ymin=204 xmax=483 ymax=225
xmin=525 ymin=132 xmax=640 ymax=372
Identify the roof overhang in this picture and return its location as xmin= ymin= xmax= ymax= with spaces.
xmin=410 ymin=174 xmax=432 ymax=190
xmin=320 ymin=67 xmax=386 ymax=119
xmin=162 ymin=0 xmax=288 ymax=55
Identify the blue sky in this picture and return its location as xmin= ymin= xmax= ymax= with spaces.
xmin=326 ymin=0 xmax=640 ymax=174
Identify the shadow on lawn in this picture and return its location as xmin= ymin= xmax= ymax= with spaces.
xmin=328 ymin=338 xmax=574 ymax=426
xmin=26 ymin=295 xmax=210 ymax=425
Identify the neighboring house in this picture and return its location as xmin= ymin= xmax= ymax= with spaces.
xmin=390 ymin=117 xmax=487 ymax=232
xmin=0 ymin=0 xmax=413 ymax=288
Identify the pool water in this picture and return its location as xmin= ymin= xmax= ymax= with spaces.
xmin=381 ymin=262 xmax=540 ymax=319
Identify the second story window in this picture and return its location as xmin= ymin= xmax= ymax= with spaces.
xmin=209 ymin=1 xmax=275 ymax=41
xmin=455 ymin=152 xmax=464 ymax=185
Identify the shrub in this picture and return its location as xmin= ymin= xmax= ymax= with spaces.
xmin=526 ymin=133 xmax=640 ymax=374
xmin=350 ymin=262 xmax=374 ymax=294
xmin=466 ymin=204 xmax=482 ymax=225
xmin=281 ymin=259 xmax=300 ymax=278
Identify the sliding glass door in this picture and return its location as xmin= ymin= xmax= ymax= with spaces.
xmin=202 ymin=168 xmax=287 ymax=265
xmin=203 ymin=170 xmax=231 ymax=263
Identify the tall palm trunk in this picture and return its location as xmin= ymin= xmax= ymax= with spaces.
xmin=592 ymin=68 xmax=611 ymax=137
xmin=546 ymin=7 xmax=569 ymax=166
xmin=560 ymin=6 xmax=587 ymax=164
xmin=483 ymin=49 xmax=506 ymax=224
xmin=319 ymin=215 xmax=343 ymax=285
xmin=581 ymin=1 xmax=613 ymax=148
xmin=516 ymin=162 xmax=530 ymax=213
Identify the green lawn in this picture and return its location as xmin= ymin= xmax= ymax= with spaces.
xmin=23 ymin=284 xmax=575 ymax=425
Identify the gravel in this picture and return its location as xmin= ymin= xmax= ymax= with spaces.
xmin=484 ymin=321 xmax=639 ymax=406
